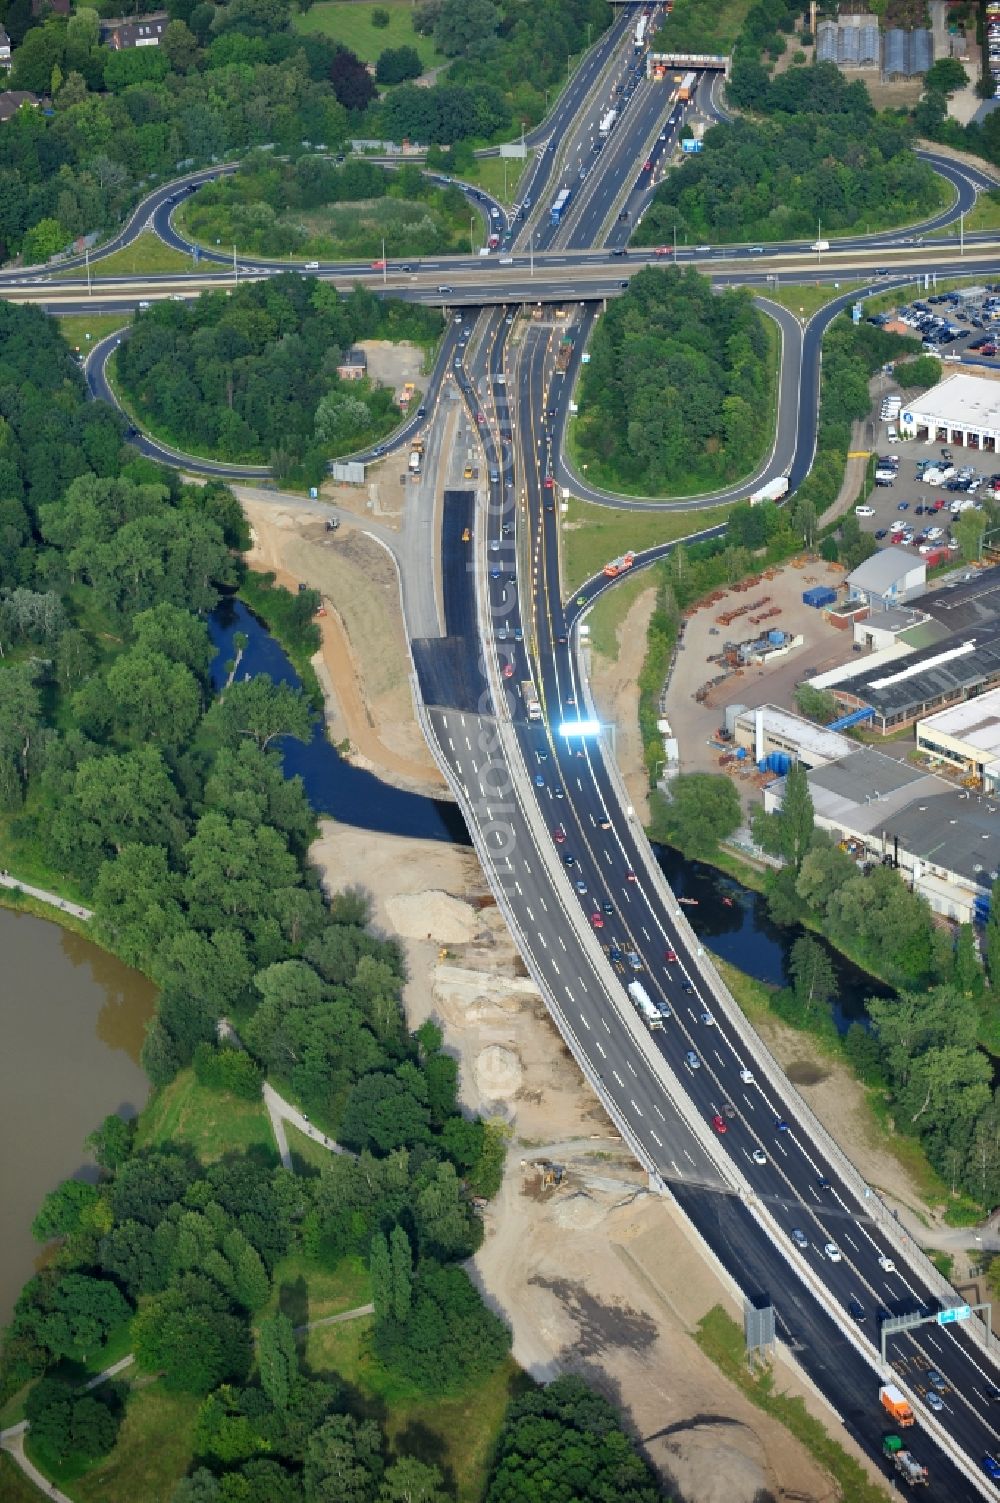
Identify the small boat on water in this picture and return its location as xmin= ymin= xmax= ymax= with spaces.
xmin=678 ymin=896 xmax=698 ymax=906
xmin=722 ymin=896 xmax=734 ymax=907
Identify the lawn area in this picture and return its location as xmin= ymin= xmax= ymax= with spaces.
xmin=72 ymin=1383 xmax=200 ymax=1503
xmin=264 ymin=1251 xmax=371 ymax=1328
xmin=285 ymin=1120 xmax=336 ymax=1174
xmin=653 ymin=0 xmax=754 ymax=52
xmin=761 ymin=280 xmax=869 ymax=320
xmin=462 ymin=151 xmax=533 ymax=208
xmin=56 ymin=233 xmax=193 ymax=279
xmin=293 ymin=0 xmax=444 ymax=71
xmin=57 ymin=312 xmax=130 ymax=352
xmin=586 ymin=570 xmax=658 ymax=659
xmin=694 ymin=1305 xmax=890 ymax=1503
xmin=305 ymin=1315 xmax=524 ymax=1503
xmin=562 ymin=492 xmax=735 ymax=595
xmin=136 ymin=1068 xmax=276 ymax=1163
xmin=0 ymin=1452 xmax=46 ymax=1503
xmin=927 ymin=187 xmax=1000 ymax=237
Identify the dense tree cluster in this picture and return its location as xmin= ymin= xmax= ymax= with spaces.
xmin=0 ymin=303 xmax=508 ymax=1445
xmin=575 ymin=266 xmax=772 ymax=493
xmin=637 ymin=102 xmax=942 ymax=247
xmin=0 ymin=0 xmax=349 ymax=263
xmin=182 ymin=155 xmax=475 ymax=261
xmin=485 ymin=1375 xmax=662 ymax=1502
xmin=651 ymin=774 xmax=741 ymax=860
xmin=114 ymin=275 xmax=441 ymax=469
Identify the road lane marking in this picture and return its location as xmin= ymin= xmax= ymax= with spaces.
xmin=653 ymin=1104 xmax=665 ymax=1120
xmin=630 ymin=1099 xmax=643 ymax=1117
xmin=579 ymin=1013 xmax=590 ymax=1030
xmin=612 ymin=1069 xmax=624 ymax=1086
xmin=596 ymin=1041 xmax=606 ymax=1057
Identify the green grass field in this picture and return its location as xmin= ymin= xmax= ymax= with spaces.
xmin=305 ymin=1315 xmax=525 ymax=1502
xmin=293 ymin=1 xmax=444 ymax=70
xmin=760 ymin=280 xmax=869 ymax=320
xmin=57 ymin=313 xmax=130 ymax=352
xmin=562 ymin=493 xmax=735 ymax=595
xmin=263 ymin=1251 xmax=371 ymax=1328
xmin=72 ymin=1384 xmax=200 ymax=1503
xmin=137 ymin=1069 xmax=276 ymax=1163
xmin=585 ymin=571 xmax=658 ymax=660
xmin=0 ymin=1452 xmax=47 ymax=1503
xmin=463 ymin=152 xmax=533 ymax=208
xmin=56 ymin=233 xmax=193 ymax=280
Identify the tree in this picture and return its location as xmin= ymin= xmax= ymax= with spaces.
xmin=133 ymin=1276 xmax=251 ymax=1394
xmin=26 ymin=1378 xmax=120 ymax=1468
xmin=651 ymin=774 xmax=741 ymax=858
xmin=787 ymin=934 xmax=836 ymax=1018
xmin=304 ymin=1413 xmax=384 ymax=1503
xmin=375 ymin=1261 xmax=510 ymax=1395
xmin=433 ymin=0 xmax=498 ymax=58
xmin=329 ymin=46 xmax=377 ymax=111
xmin=258 ymin=1311 xmax=298 ymax=1411
xmin=924 ymin=57 xmax=968 ymax=96
xmin=32 ymin=1180 xmax=103 ymax=1244
xmin=988 ymin=877 xmax=1000 ymax=989
xmin=213 ymin=674 xmax=313 ymax=751
xmin=370 ymin=1230 xmax=392 ymax=1324
xmin=389 ymin=1225 xmax=412 ymax=1324
xmin=485 ymin=1375 xmax=659 ymax=1503
xmin=86 ymin=1113 xmax=135 ymax=1173
xmin=378 ymin=1459 xmax=450 ymax=1503
xmin=371 ymin=7 xmax=390 ymax=26
xmin=955 ymin=506 xmax=986 ymax=564
xmin=953 ymin=923 xmax=982 ymax=996
xmin=375 ymin=46 xmax=422 ymax=84
xmin=777 ymin=761 xmax=814 ymax=869
xmin=794 ymin=682 xmax=839 ymax=724
xmin=29 ymin=1273 xmax=131 ymax=1363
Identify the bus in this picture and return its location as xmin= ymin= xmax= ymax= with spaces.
xmin=550 ymin=188 xmax=572 ymax=226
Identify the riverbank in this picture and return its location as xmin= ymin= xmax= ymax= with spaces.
xmin=238 ymin=495 xmax=447 ymax=797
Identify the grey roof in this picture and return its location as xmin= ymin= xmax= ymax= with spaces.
xmin=890 ymin=789 xmax=1000 ymax=889
xmin=866 ymin=605 xmax=925 ymax=633
xmin=847 ymin=547 xmax=923 ymax=596
xmin=809 ymin=748 xmax=929 ymax=804
xmin=922 ymin=566 xmax=1000 ymax=634
xmin=841 ymin=623 xmax=1000 ymax=720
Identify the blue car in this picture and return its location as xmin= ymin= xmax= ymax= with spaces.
xmin=981 ymin=1456 xmax=1000 ymax=1482
xmin=775 ymin=1118 xmax=789 ymax=1133
xmin=534 ymin=774 xmax=545 ymax=788
xmin=897 ymin=501 xmax=909 ymax=511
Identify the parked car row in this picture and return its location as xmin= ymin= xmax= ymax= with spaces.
xmin=989 ymin=9 xmax=1000 ymax=95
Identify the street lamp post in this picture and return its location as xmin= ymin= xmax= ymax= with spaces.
xmin=382 ymin=235 xmax=387 ymax=285
xmin=470 ymin=215 xmax=476 ymax=256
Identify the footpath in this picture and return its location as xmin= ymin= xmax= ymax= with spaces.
xmin=0 ymin=871 xmax=92 ymax=922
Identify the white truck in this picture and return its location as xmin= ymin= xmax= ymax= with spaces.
xmin=408 ymin=448 xmax=422 ymax=475
xmin=628 ymin=980 xmax=664 ymax=1030
xmin=599 ymin=109 xmax=617 ymax=138
xmin=521 ymin=679 xmax=541 ymax=723
xmin=749 ymin=476 xmax=789 ymax=506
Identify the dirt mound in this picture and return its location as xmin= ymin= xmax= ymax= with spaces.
xmin=384 ymin=890 xmax=481 ymax=944
xmin=665 ymin=1426 xmax=771 ymax=1503
xmin=475 ymin=1044 xmax=523 ymax=1102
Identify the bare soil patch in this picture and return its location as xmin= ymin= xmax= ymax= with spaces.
xmin=238 ymin=496 xmax=444 ymax=792
xmin=588 ymin=587 xmax=657 ymax=822
xmin=312 ymin=822 xmax=891 ymax=1503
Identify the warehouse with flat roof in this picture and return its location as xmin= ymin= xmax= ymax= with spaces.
xmin=813 ymin=624 xmax=1000 ymax=732
xmin=917 ymin=687 xmax=1000 ymax=791
xmin=898 ymin=372 xmax=1000 ymax=450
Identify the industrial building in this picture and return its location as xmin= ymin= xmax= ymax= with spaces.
xmin=809 ymin=625 xmax=1000 ymax=733
xmin=727 ymin=704 xmax=853 ymax=769
xmin=845 ymin=548 xmax=927 ymax=609
xmin=764 ymin=748 xmax=997 ymax=923
xmin=916 ymin=687 xmax=1000 ymax=792
xmin=898 ymin=372 xmax=1000 ymax=450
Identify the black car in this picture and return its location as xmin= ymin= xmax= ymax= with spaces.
xmin=611 ymin=248 xmax=627 ymax=257
xmin=874 ymin=528 xmax=887 ymax=540
xmin=563 ymin=853 xmax=575 ymax=866
xmin=848 ymin=1298 xmax=865 ymax=1323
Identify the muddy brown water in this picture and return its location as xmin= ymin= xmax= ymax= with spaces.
xmin=0 ymin=907 xmax=156 ymax=1325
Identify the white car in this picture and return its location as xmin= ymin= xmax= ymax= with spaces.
xmin=878 ymin=1254 xmax=896 ymax=1273
xmin=751 ymin=1147 xmax=767 ymax=1165
xmin=824 ymin=1242 xmax=842 ymax=1262
xmin=700 ymin=1012 xmax=716 ymax=1026
xmin=739 ymin=1067 xmax=755 ymax=1084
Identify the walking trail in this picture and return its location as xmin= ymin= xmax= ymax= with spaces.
xmin=262 ymin=1081 xmax=356 ymax=1168
xmin=0 ymin=871 xmax=92 ymax=922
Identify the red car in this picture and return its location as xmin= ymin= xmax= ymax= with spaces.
xmin=625 ymin=869 xmax=637 ymax=883
xmin=590 ymin=911 xmax=605 ymax=929
xmin=711 ymin=1115 xmax=727 ymax=1134
xmin=370 ymin=259 xmax=386 ymax=270
xmin=643 ymin=159 xmax=652 ymax=171
xmin=476 ymin=411 xmax=485 ymax=424
xmin=654 ymin=245 xmax=672 ymax=256
xmin=553 ymin=826 xmax=566 ymax=844
xmin=502 ymin=663 xmax=514 ymax=678
xmin=543 ymin=476 xmax=554 ymax=488
xmin=664 ymin=949 xmax=677 ymax=962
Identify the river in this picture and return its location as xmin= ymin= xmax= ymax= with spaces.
xmin=0 ymin=908 xmax=156 ymax=1325
xmin=2 ymin=602 xmax=887 ymax=1326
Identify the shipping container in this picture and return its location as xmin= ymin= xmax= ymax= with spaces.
xmin=803 ymin=586 xmax=836 ymax=608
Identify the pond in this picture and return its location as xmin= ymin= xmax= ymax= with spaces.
xmin=0 ymin=908 xmax=156 ymax=1325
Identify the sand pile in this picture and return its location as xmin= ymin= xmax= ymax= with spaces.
xmin=385 ymin=890 xmax=481 ymax=944
xmin=474 ymin=1044 xmax=524 ymax=1101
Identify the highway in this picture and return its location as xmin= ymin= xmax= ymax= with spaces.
xmin=12 ymin=9 xmax=1000 ymax=1491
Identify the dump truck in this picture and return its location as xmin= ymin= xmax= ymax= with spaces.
xmin=603 ymin=551 xmax=636 ymax=578
xmin=749 ymin=476 xmax=790 ymax=506
xmin=554 ymin=335 xmax=574 ymax=374
xmin=408 ymin=448 xmax=422 ymax=475
xmin=627 ymin=980 xmax=663 ymax=1030
xmin=521 ymin=679 xmax=541 ymax=722
xmin=880 ymin=1384 xmax=915 ymax=1427
xmin=882 ymin=1435 xmax=928 ymax=1487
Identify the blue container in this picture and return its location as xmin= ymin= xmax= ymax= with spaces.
xmin=757 ymin=758 xmax=768 ymax=773
xmin=768 ymin=629 xmax=785 ymax=646
xmin=735 ymin=747 xmax=746 ymax=761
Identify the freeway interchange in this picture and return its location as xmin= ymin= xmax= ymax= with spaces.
xmin=10 ymin=5 xmax=1000 ymax=1493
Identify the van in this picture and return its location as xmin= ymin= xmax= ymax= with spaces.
xmin=478 ymin=247 xmax=490 ymax=257
xmin=304 ymin=261 xmax=320 ymax=271
xmin=887 ymin=426 xmax=899 ymax=443
xmin=810 ymin=239 xmax=830 ymax=252
xmin=855 ymin=505 xmax=875 ymax=517
xmin=499 ymin=256 xmax=513 ymax=265
xmin=138 ymin=300 xmax=151 ymax=311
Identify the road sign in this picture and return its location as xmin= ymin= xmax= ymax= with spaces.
xmin=852 ymin=302 xmax=863 ymax=324
xmin=681 ymin=139 xmax=703 ymax=153
xmin=938 ymin=1305 xmax=972 ymax=1325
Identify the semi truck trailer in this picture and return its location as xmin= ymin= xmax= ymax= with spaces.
xmin=627 ymin=980 xmax=664 ymax=1030
xmin=882 ymin=1435 xmax=928 ymax=1486
xmin=749 ymin=476 xmax=789 ymax=506
xmin=521 ymin=680 xmax=541 ymax=722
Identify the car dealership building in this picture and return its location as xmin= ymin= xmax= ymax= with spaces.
xmin=898 ymin=372 xmax=1000 ymax=451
